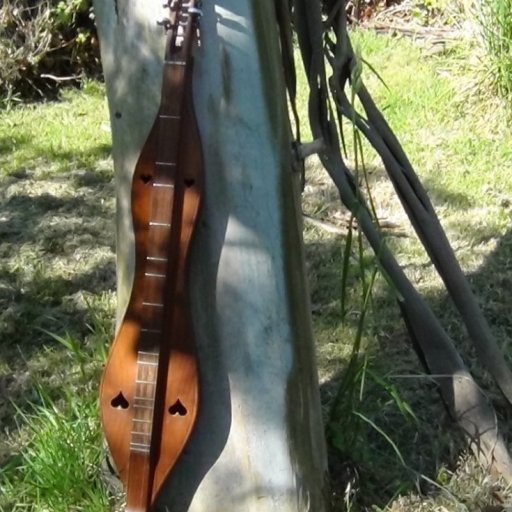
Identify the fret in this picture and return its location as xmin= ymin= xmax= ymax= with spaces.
xmin=137 ymin=359 xmax=159 ymax=366
xmin=146 ymin=256 xmax=168 ymax=262
xmin=132 ymin=416 xmax=152 ymax=424
xmin=130 ymin=440 xmax=150 ymax=447
xmin=165 ymin=60 xmax=186 ymax=66
xmin=188 ymin=6 xmax=203 ymax=16
xmin=132 ymin=430 xmax=151 ymax=438
xmin=159 ymin=114 xmax=180 ymax=120
xmin=140 ymin=328 xmax=162 ymax=333
xmin=133 ymin=397 xmax=154 ymax=403
xmin=132 ymin=433 xmax=151 ymax=440
xmin=135 ymin=376 xmax=157 ymax=390
xmin=133 ymin=403 xmax=153 ymax=409
xmin=153 ymin=182 xmax=174 ymax=188
xmin=149 ymin=222 xmax=171 ymax=227
xmin=155 ymin=161 xmax=176 ymax=166
xmin=145 ymin=272 xmax=166 ymax=278
xmin=130 ymin=442 xmax=150 ymax=451
xmin=130 ymin=448 xmax=150 ymax=454
xmin=133 ymin=403 xmax=154 ymax=414
xmin=138 ymin=350 xmax=158 ymax=363
xmin=142 ymin=301 xmax=164 ymax=308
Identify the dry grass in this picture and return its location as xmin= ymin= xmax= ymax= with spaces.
xmin=1 ymin=26 xmax=512 ymax=511
xmin=301 ymin=29 xmax=512 ymax=511
xmin=0 ymin=82 xmax=115 ymax=510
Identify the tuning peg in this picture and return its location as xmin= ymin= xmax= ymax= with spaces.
xmin=157 ymin=17 xmax=172 ymax=30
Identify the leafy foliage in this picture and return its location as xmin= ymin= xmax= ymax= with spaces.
xmin=0 ymin=0 xmax=100 ymax=101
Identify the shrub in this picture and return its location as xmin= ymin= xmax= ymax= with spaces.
xmin=0 ymin=0 xmax=100 ymax=101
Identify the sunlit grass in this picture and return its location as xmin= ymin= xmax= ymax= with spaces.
xmin=0 ymin=82 xmax=115 ymax=510
xmin=301 ymin=29 xmax=512 ymax=510
xmin=2 ymin=28 xmax=512 ymax=512
xmin=1 ymin=387 xmax=109 ymax=511
xmin=476 ymin=0 xmax=512 ymax=101
xmin=0 ymin=80 xmax=111 ymax=177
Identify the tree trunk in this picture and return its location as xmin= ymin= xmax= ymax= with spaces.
xmin=93 ymin=0 xmax=328 ymax=510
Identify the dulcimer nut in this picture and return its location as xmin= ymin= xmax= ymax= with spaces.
xmin=188 ymin=7 xmax=203 ymax=16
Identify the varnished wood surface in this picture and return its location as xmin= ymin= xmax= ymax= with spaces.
xmin=99 ymin=10 xmax=203 ymax=506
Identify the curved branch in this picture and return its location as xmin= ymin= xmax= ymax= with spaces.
xmin=284 ymin=0 xmax=512 ymax=480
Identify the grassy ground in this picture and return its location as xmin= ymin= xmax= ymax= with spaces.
xmin=1 ymin=29 xmax=512 ymax=512
xmin=301 ymin=29 xmax=512 ymax=510
xmin=0 ymin=81 xmax=115 ymax=510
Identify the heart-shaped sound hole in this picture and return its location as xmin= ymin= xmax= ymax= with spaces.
xmin=184 ymin=178 xmax=195 ymax=188
xmin=111 ymin=392 xmax=129 ymax=409
xmin=169 ymin=399 xmax=187 ymax=416
xmin=140 ymin=174 xmax=152 ymax=184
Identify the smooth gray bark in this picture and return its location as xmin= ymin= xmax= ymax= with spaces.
xmin=93 ymin=0 xmax=328 ymax=510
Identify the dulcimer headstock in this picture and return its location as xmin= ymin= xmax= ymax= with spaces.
xmin=158 ymin=0 xmax=202 ymax=60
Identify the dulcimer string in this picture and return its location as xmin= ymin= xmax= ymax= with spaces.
xmin=100 ymin=1 xmax=203 ymax=510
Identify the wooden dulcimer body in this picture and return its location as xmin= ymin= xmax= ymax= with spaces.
xmin=100 ymin=2 xmax=203 ymax=510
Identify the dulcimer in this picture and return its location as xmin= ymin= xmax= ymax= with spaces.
xmin=100 ymin=2 xmax=203 ymax=510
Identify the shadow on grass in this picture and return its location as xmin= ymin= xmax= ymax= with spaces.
xmin=421 ymin=177 xmax=475 ymax=210
xmin=308 ymin=225 xmax=512 ymax=509
xmin=303 ymin=163 xmax=474 ymax=227
xmin=0 ymin=142 xmax=116 ymax=436
xmin=2 ymin=135 xmax=510 ymax=509
xmin=0 ymin=134 xmax=31 ymax=156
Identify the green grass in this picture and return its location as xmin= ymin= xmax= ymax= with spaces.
xmin=2 ymin=27 xmax=512 ymax=512
xmin=0 ymin=81 xmax=111 ymax=177
xmin=0 ymin=82 xmax=115 ymax=510
xmin=301 ymin=29 xmax=512 ymax=510
xmin=0 ymin=327 xmax=114 ymax=511
xmin=476 ymin=0 xmax=512 ymax=101
xmin=1 ymin=385 xmax=108 ymax=510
